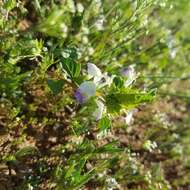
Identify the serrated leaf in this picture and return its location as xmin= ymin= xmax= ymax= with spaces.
xmin=106 ymin=89 xmax=155 ymax=113
xmin=47 ymin=79 xmax=64 ymax=95
xmin=60 ymin=48 xmax=81 ymax=79
xmin=61 ymin=58 xmax=81 ymax=78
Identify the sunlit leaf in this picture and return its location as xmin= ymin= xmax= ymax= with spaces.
xmin=106 ymin=89 xmax=156 ymax=113
xmin=98 ymin=116 xmax=111 ymax=131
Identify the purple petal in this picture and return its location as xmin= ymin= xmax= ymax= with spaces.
xmin=120 ymin=66 xmax=134 ymax=78
xmin=75 ymin=89 xmax=85 ymax=104
xmin=75 ymin=81 xmax=96 ymax=104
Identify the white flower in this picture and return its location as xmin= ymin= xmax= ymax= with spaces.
xmin=170 ymin=48 xmax=177 ymax=59
xmin=82 ymin=36 xmax=89 ymax=44
xmin=120 ymin=65 xmax=137 ymax=87
xmin=77 ymin=3 xmax=84 ymax=13
xmin=67 ymin=0 xmax=76 ymax=13
xmin=143 ymin=140 xmax=158 ymax=152
xmin=106 ymin=177 xmax=120 ymax=189
xmin=61 ymin=51 xmax=70 ymax=58
xmin=96 ymin=73 xmax=114 ymax=88
xmin=43 ymin=47 xmax=48 ymax=52
xmin=167 ymin=35 xmax=178 ymax=59
xmin=75 ymin=81 xmax=96 ymax=104
xmin=82 ymin=27 xmax=90 ymax=35
xmin=94 ymin=15 xmax=105 ymax=31
xmin=88 ymin=47 xmax=95 ymax=55
xmin=93 ymin=100 xmax=104 ymax=120
xmin=94 ymin=0 xmax=102 ymax=6
xmin=28 ymin=184 xmax=34 ymax=190
xmin=87 ymin=63 xmax=102 ymax=79
xmin=124 ymin=109 xmax=137 ymax=125
xmin=87 ymin=63 xmax=114 ymax=87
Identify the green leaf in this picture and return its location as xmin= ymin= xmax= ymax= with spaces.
xmin=15 ymin=146 xmax=38 ymax=159
xmin=113 ymin=76 xmax=125 ymax=88
xmin=72 ymin=170 xmax=95 ymax=190
xmin=3 ymin=0 xmax=16 ymax=11
xmin=71 ymin=15 xmax=83 ymax=35
xmin=95 ymin=141 xmax=123 ymax=154
xmin=61 ymin=58 xmax=81 ymax=78
xmin=2 ymin=155 xmax=16 ymax=163
xmin=98 ymin=116 xmax=111 ymax=131
xmin=47 ymin=79 xmax=64 ymax=95
xmin=106 ymin=89 xmax=155 ymax=113
xmin=60 ymin=48 xmax=81 ymax=79
xmin=37 ymin=8 xmax=71 ymax=38
xmin=105 ymin=94 xmax=122 ymax=113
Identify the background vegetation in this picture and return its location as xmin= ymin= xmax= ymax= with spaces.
xmin=0 ymin=0 xmax=190 ymax=189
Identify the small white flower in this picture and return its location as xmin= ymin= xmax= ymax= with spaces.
xmin=61 ymin=51 xmax=70 ymax=58
xmin=167 ymin=35 xmax=178 ymax=59
xmin=160 ymin=2 xmax=166 ymax=7
xmin=94 ymin=0 xmax=102 ymax=6
xmin=96 ymin=73 xmax=114 ymax=88
xmin=94 ymin=15 xmax=105 ymax=31
xmin=106 ymin=177 xmax=119 ymax=189
xmin=82 ymin=27 xmax=90 ymax=35
xmin=88 ymin=47 xmax=95 ymax=55
xmin=67 ymin=0 xmax=76 ymax=13
xmin=77 ymin=3 xmax=84 ymax=13
xmin=28 ymin=184 xmax=34 ymax=190
xmin=84 ymin=56 xmax=90 ymax=61
xmin=120 ymin=65 xmax=137 ymax=87
xmin=82 ymin=36 xmax=89 ymax=44
xmin=124 ymin=109 xmax=137 ymax=125
xmin=87 ymin=63 xmax=102 ymax=79
xmin=170 ymin=48 xmax=177 ymax=59
xmin=143 ymin=140 xmax=158 ymax=152
xmin=87 ymin=63 xmax=114 ymax=88
xmin=43 ymin=47 xmax=48 ymax=52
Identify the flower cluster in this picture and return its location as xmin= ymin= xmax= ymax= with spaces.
xmin=75 ymin=63 xmax=137 ymax=123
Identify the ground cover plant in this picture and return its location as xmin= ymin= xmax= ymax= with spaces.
xmin=0 ymin=0 xmax=190 ymax=189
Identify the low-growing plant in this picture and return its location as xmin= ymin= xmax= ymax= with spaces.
xmin=0 ymin=0 xmax=190 ymax=189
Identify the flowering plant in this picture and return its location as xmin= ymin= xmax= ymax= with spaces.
xmin=1 ymin=0 xmax=189 ymax=189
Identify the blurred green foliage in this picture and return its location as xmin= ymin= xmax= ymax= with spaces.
xmin=0 ymin=0 xmax=190 ymax=189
